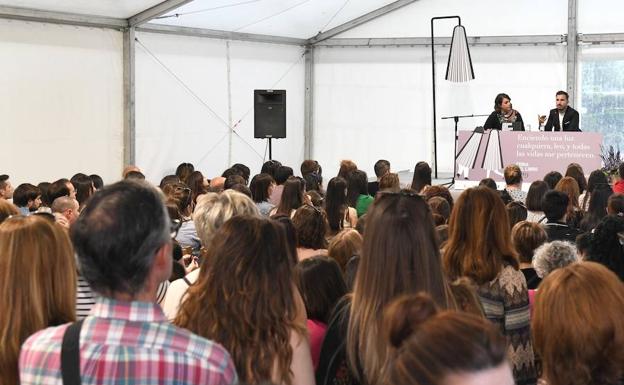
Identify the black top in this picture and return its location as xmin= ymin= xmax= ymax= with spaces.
xmin=521 ymin=267 xmax=542 ymax=290
xmin=544 ymin=221 xmax=582 ymax=244
xmin=484 ymin=111 xmax=525 ymax=130
xmin=544 ymin=106 xmax=580 ymax=132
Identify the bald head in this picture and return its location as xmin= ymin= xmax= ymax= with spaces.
xmin=52 ymin=196 xmax=80 ymax=224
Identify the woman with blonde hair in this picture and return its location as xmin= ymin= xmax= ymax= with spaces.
xmin=443 ymin=186 xmax=536 ymax=384
xmin=532 ymin=262 xmax=624 ymax=385
xmin=175 ymin=216 xmax=313 ymax=385
xmin=317 ymin=190 xmax=456 ymax=385
xmin=328 ymin=228 xmax=362 ymax=272
xmin=0 ymin=215 xmax=76 ymax=385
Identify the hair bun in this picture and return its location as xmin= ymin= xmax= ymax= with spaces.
xmin=384 ymin=293 xmax=438 ymax=349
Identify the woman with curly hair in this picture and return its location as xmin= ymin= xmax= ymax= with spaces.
xmin=292 ymin=204 xmax=328 ymax=261
xmin=175 ymin=216 xmax=313 ymax=385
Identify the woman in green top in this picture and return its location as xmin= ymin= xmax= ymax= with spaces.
xmin=346 ymin=170 xmax=374 ymax=218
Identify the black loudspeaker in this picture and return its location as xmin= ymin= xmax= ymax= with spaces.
xmin=254 ymin=89 xmax=286 ymax=138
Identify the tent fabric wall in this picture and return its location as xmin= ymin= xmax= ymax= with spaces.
xmin=312 ymin=45 xmax=566 ymax=177
xmin=135 ymin=31 xmax=305 ymax=182
xmin=0 ymin=18 xmax=123 ymax=187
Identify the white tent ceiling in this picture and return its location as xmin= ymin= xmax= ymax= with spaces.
xmin=0 ymin=0 xmax=164 ymax=18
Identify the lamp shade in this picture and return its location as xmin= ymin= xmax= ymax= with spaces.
xmin=445 ymin=25 xmax=475 ymax=82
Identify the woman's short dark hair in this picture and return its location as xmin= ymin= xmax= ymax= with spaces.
xmin=231 ymin=163 xmax=250 ymax=183
xmin=89 ymin=174 xmax=104 ymax=190
xmin=292 ymin=205 xmax=327 ymax=250
xmin=296 ymin=256 xmax=347 ymax=324
xmin=224 ymin=175 xmax=246 ymax=190
xmin=410 ymin=161 xmax=432 ymax=193
xmin=543 ymin=171 xmax=563 ymax=190
xmin=261 ymin=160 xmax=282 ymax=179
xmin=346 ymin=170 xmax=369 ymax=207
xmin=175 ymin=162 xmax=195 ymax=184
xmin=608 ymin=193 xmax=624 ymax=215
xmin=69 ymin=174 xmax=94 ymax=208
xmin=37 ymin=182 xmax=52 ymax=207
xmin=275 ymin=166 xmax=294 ymax=185
xmin=250 ymin=173 xmax=275 ymax=203
xmin=587 ymin=215 xmax=624 ymax=280
xmin=494 ymin=93 xmax=511 ymax=113
xmin=526 ymin=180 xmax=549 ymax=211
xmin=479 ymin=178 xmax=497 ymax=190
xmin=542 ymin=190 xmax=569 ymax=222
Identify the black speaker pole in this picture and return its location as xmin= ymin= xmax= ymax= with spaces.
xmin=268 ymin=137 xmax=273 ymax=160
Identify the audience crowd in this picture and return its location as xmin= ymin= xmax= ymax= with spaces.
xmin=1 ymin=158 xmax=624 ymax=385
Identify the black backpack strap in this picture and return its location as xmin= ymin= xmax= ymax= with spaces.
xmin=61 ymin=320 xmax=85 ymax=385
xmin=183 ymin=276 xmax=192 ymax=286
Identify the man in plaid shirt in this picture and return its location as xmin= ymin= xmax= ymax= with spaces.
xmin=19 ymin=180 xmax=237 ymax=385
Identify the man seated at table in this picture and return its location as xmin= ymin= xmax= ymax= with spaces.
xmin=538 ymin=90 xmax=580 ymax=132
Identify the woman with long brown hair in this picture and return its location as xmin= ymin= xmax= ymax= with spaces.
xmin=555 ymin=176 xmax=584 ymax=228
xmin=317 ymin=190 xmax=455 ymax=385
xmin=175 ymin=216 xmax=314 ymax=385
xmin=271 ymin=176 xmax=306 ymax=217
xmin=532 ymin=262 xmax=624 ymax=385
xmin=0 ymin=215 xmax=76 ymax=385
xmin=443 ymin=186 xmax=536 ymax=384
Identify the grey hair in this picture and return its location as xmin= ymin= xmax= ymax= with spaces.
xmin=193 ymin=190 xmax=259 ymax=247
xmin=533 ymin=240 xmax=579 ymax=278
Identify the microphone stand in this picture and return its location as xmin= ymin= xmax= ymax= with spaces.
xmin=440 ymin=113 xmax=490 ymax=187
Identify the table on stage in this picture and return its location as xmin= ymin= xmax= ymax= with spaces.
xmin=454 ymin=130 xmax=602 ymax=187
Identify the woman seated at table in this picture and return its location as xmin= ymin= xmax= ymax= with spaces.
xmin=484 ymin=93 xmax=525 ymax=131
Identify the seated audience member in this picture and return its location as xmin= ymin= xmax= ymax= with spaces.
xmin=293 ymin=205 xmax=328 ymax=261
xmin=175 ymin=216 xmax=314 ymax=385
xmin=541 ymin=190 xmax=581 ymax=243
xmin=301 ymin=159 xmax=321 ymax=178
xmin=250 ymin=173 xmax=276 ymax=216
xmin=175 ymin=162 xmax=195 ymax=184
xmin=186 ymin=171 xmax=209 ymax=204
xmin=579 ymin=183 xmax=612 ymax=232
xmin=424 ymin=185 xmax=454 ymax=212
xmin=532 ymin=240 xmax=578 ymax=280
xmin=543 ymin=170 xmax=563 ymax=190
xmin=503 ymin=164 xmax=527 ymax=203
xmin=0 ymin=174 xmax=14 ymax=200
xmin=270 ymin=176 xmax=305 ymax=218
xmin=12 ymin=183 xmax=41 ymax=215
xmin=1 ymin=215 xmax=76 ymax=385
xmin=479 ymin=177 xmax=498 ymax=190
xmin=614 ymin=163 xmax=624 ymax=194
xmin=0 ymin=199 xmax=19 ymax=223
xmin=525 ymin=180 xmax=549 ymax=222
xmin=231 ymin=163 xmax=251 ymax=184
xmin=444 ymin=187 xmax=536 ymax=383
xmin=122 ymin=165 xmax=142 ymax=179
xmin=167 ymin=183 xmax=201 ymax=252
xmin=162 ymin=190 xmax=259 ymax=320
xmin=224 ymin=175 xmax=246 ymax=190
xmin=565 ymin=163 xmax=588 ymax=195
xmin=317 ymin=190 xmax=457 ymax=385
xmin=378 ymin=172 xmax=400 ymax=193
xmin=346 ymin=170 xmax=374 ymax=217
xmin=586 ymin=214 xmax=624 ymax=281
xmin=37 ymin=181 xmax=52 ymax=211
xmin=20 ymin=180 xmax=237 ymax=385
xmin=532 ymin=263 xmax=624 ymax=385
xmin=296 ymin=256 xmax=347 ymax=371
xmin=368 ymin=159 xmax=390 ymax=197
xmin=506 ymin=201 xmax=528 ymax=230
xmin=410 ymin=161 xmax=432 ymax=195
xmin=555 ymin=176 xmax=584 ymax=228
xmin=307 ymin=190 xmax=324 ymax=208
xmin=301 ymin=160 xmax=323 ymax=193
xmin=269 ymin=166 xmax=294 ymax=206
xmin=230 ymin=183 xmax=252 ymax=198
xmin=261 ymin=159 xmax=282 ymax=180
xmin=607 ymin=193 xmax=624 ymax=215
xmin=124 ymin=170 xmax=145 ymax=181
xmin=71 ymin=173 xmax=95 ymax=210
xmin=324 ymin=177 xmax=357 ymax=237
xmin=383 ymin=294 xmax=514 ymax=385
xmin=512 ymin=221 xmax=548 ymax=289
xmin=428 ymin=196 xmax=450 ymax=225
xmin=575 ymin=232 xmax=592 ymax=260
xmin=327 ymin=228 xmax=362 ymax=272
xmin=89 ymin=174 xmax=104 ymax=190
xmin=208 ymin=176 xmax=226 ymax=192
xmin=48 ymin=178 xmax=76 ymax=202
xmin=51 ymin=196 xmax=80 ymax=228
xmin=159 ymin=174 xmax=180 ymax=189
xmin=579 ymin=169 xmax=609 ymax=211
xmin=337 ymin=160 xmax=358 ymax=180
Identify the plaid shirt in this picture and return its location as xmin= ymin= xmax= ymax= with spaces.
xmin=19 ymin=297 xmax=237 ymax=385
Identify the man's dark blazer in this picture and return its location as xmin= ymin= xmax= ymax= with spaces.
xmin=544 ymin=107 xmax=580 ymax=131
